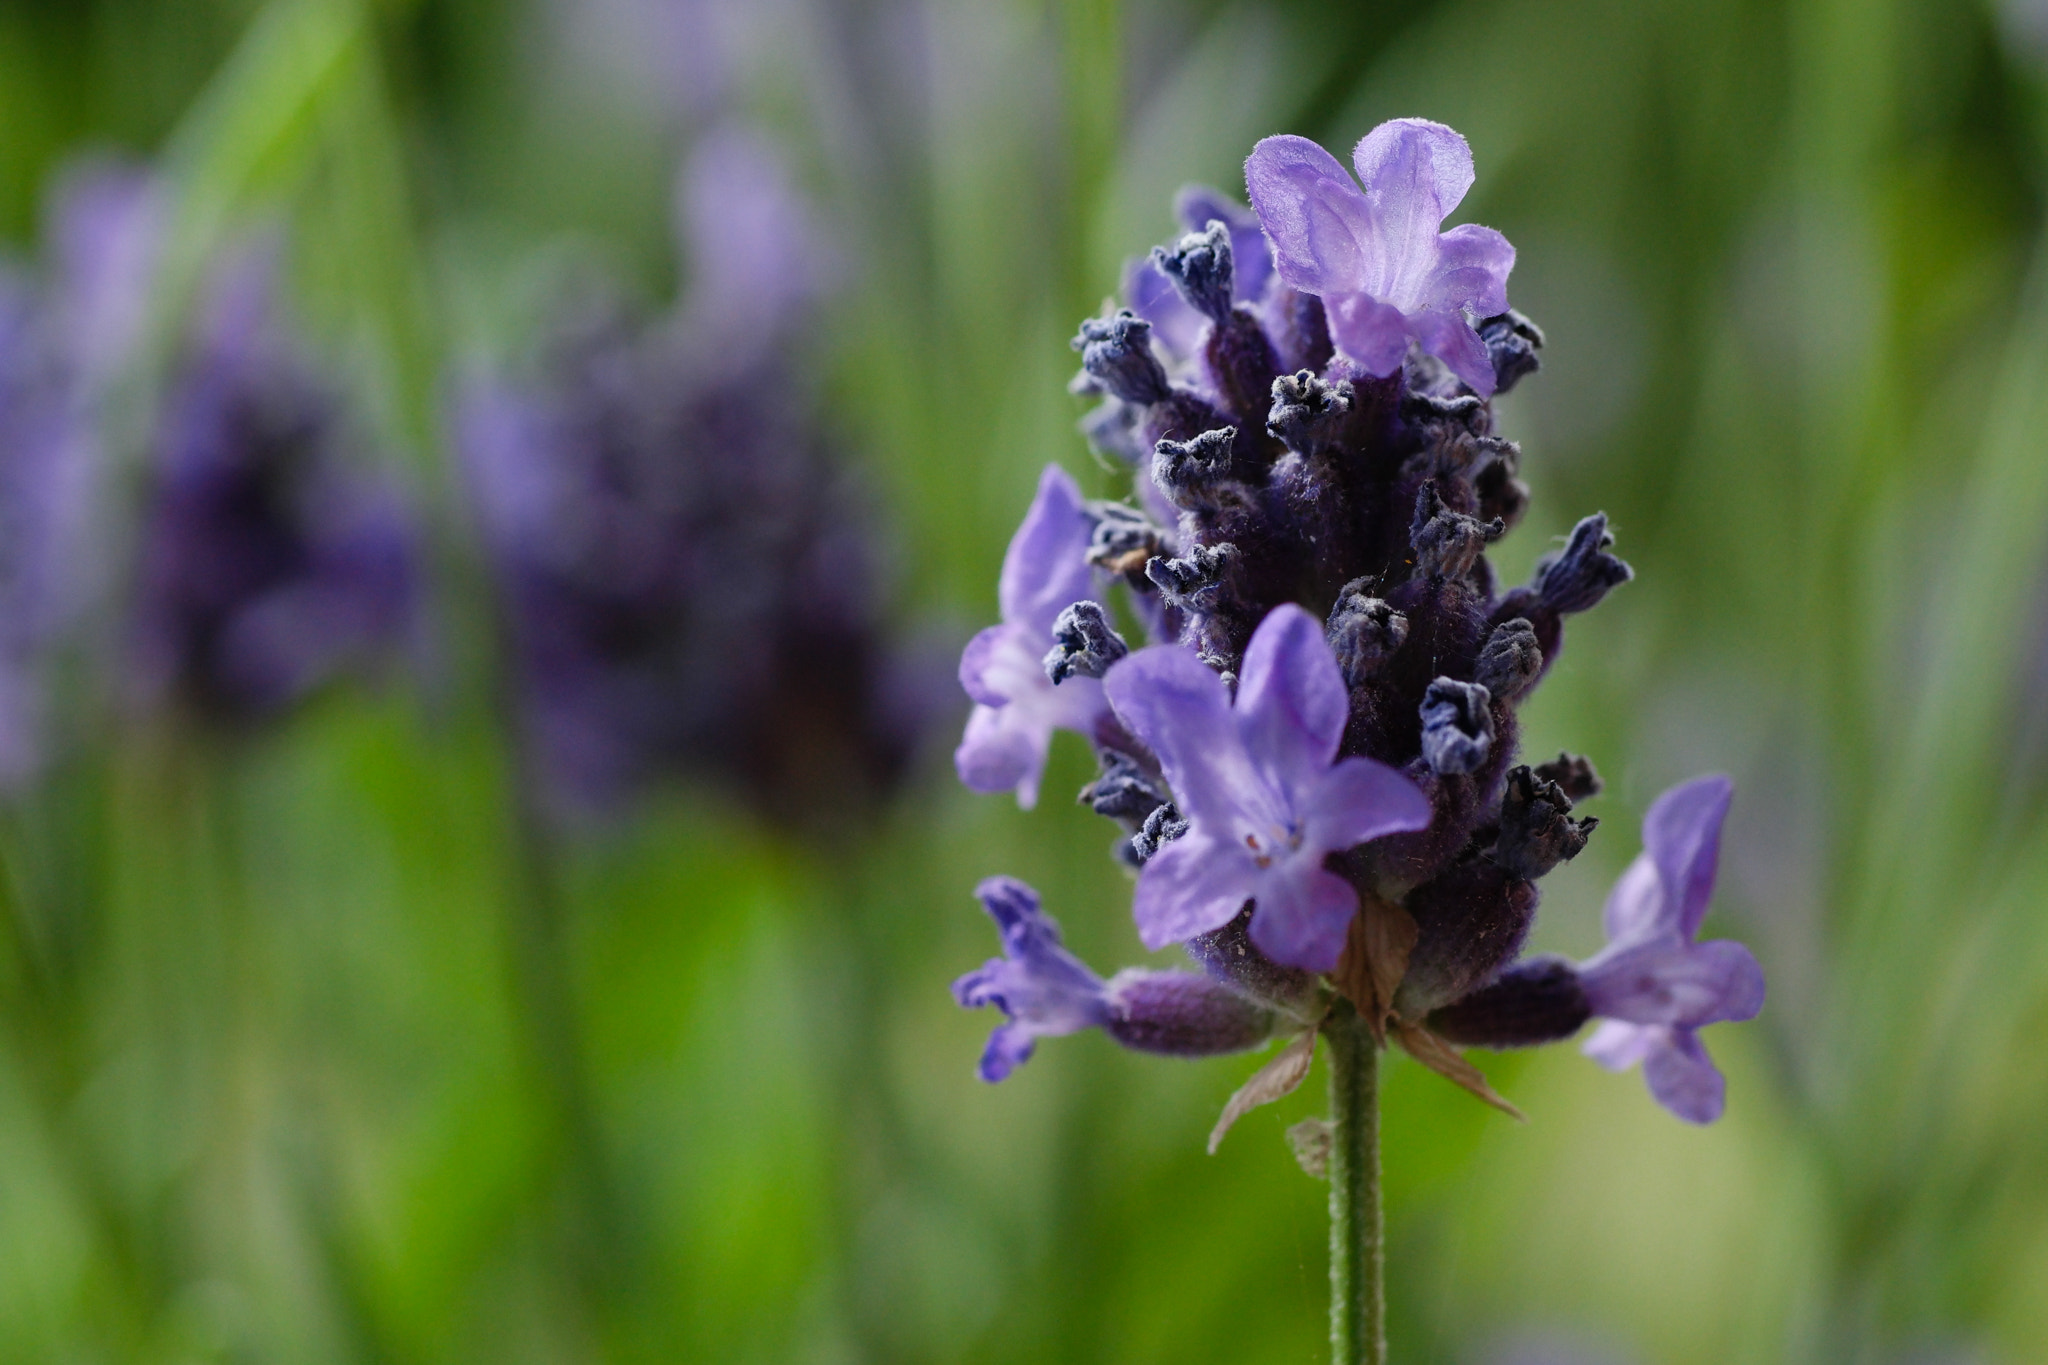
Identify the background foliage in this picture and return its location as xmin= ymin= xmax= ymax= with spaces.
xmin=3 ymin=0 xmax=2048 ymax=1360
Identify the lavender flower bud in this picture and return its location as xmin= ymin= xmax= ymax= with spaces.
xmin=1085 ymin=500 xmax=1164 ymax=574
xmin=1411 ymin=479 xmax=1504 ymax=579
xmin=1102 ymin=968 xmax=1280 ymax=1055
xmin=1080 ymin=751 xmax=1169 ymax=821
xmin=1492 ymin=764 xmax=1596 ymax=879
xmin=1427 ymin=956 xmax=1591 ymax=1047
xmin=1420 ymin=677 xmax=1494 ymax=775
xmin=1267 ymin=370 xmax=1353 ymax=457
xmin=1043 ymin=600 xmax=1129 ymax=683
xmin=1475 ymin=449 xmax=1530 ymax=530
xmin=1326 ymin=582 xmax=1408 ymax=688
xmin=1151 ymin=427 xmax=1236 ymax=505
xmin=1474 ymin=617 xmax=1542 ymax=702
xmin=1533 ymin=751 xmax=1603 ymax=801
xmin=1144 ymin=542 xmax=1236 ymax=613
xmin=1130 ymin=801 xmax=1188 ymax=863
xmin=1534 ymin=513 xmax=1633 ymax=613
xmin=1479 ymin=309 xmax=1545 ymax=397
xmin=1150 ymin=219 xmax=1234 ymax=324
xmin=1072 ymin=310 xmax=1170 ymax=405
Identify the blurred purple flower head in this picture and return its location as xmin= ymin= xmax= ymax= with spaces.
xmin=1246 ymin=120 xmax=1515 ymax=395
xmin=133 ymin=247 xmax=418 ymax=720
xmin=1106 ymin=604 xmax=1430 ymax=970
xmin=1579 ymin=775 xmax=1765 ymax=1124
xmin=953 ymin=875 xmax=1283 ymax=1081
xmin=948 ymin=120 xmax=1758 ymax=1127
xmin=954 ymin=464 xmax=1111 ymax=808
xmin=0 ymin=161 xmax=163 ymax=781
xmin=463 ymin=129 xmax=937 ymax=824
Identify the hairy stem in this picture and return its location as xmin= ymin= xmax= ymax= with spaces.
xmin=1327 ymin=1004 xmax=1385 ymax=1365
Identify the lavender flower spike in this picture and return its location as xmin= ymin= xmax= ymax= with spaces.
xmin=1578 ymin=775 xmax=1765 ymax=1124
xmin=1245 ymin=120 xmax=1515 ymax=395
xmin=954 ymin=876 xmax=1283 ymax=1081
xmin=955 ymin=465 xmax=1109 ymax=807
xmin=1104 ymin=605 xmax=1432 ymax=971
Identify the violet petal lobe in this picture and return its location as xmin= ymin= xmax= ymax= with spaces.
xmin=1244 ymin=862 xmax=1360 ymax=973
xmin=1410 ymin=309 xmax=1497 ymax=397
xmin=957 ymin=624 xmax=1012 ymax=708
xmin=1131 ymin=830 xmax=1258 ymax=951
xmin=1428 ymin=222 xmax=1516 ymax=318
xmin=1103 ymin=642 xmax=1249 ymax=826
xmin=1351 ymin=118 xmax=1476 ymax=283
xmin=999 ymin=464 xmax=1096 ymax=636
xmin=954 ymin=703 xmax=1049 ymax=805
xmin=1579 ymin=938 xmax=1766 ymax=1028
xmin=1306 ymin=756 xmax=1433 ymax=853
xmin=1322 ymin=292 xmax=1412 ymax=377
xmin=1642 ymin=773 xmax=1733 ymax=938
xmin=1582 ymin=1018 xmax=1657 ymax=1071
xmin=1233 ymin=603 xmax=1350 ymax=796
xmin=1601 ymin=853 xmax=1665 ymax=943
xmin=1642 ymin=1028 xmax=1727 ymax=1125
xmin=1244 ymin=135 xmax=1377 ymax=297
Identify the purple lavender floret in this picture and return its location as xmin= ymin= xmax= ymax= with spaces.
xmin=1245 ymin=120 xmax=1515 ymax=395
xmin=1578 ymin=776 xmax=1765 ymax=1124
xmin=952 ymin=118 xmax=1760 ymax=1126
xmin=462 ymin=131 xmax=931 ymax=823
xmin=1106 ymin=604 xmax=1430 ymax=970
xmin=955 ymin=464 xmax=1112 ymax=808
xmin=953 ymin=876 xmax=1282 ymax=1081
xmin=133 ymin=249 xmax=418 ymax=719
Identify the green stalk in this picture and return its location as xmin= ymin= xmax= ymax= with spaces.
xmin=1326 ymin=1004 xmax=1385 ymax=1365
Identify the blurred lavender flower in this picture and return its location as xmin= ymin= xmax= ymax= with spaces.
xmin=0 ymin=161 xmax=162 ymax=781
xmin=954 ymin=875 xmax=1285 ymax=1081
xmin=952 ymin=118 xmax=1762 ymax=1133
xmin=1246 ymin=120 xmax=1515 ymax=395
xmin=462 ymin=128 xmax=935 ymax=823
xmin=133 ymin=247 xmax=417 ymax=720
xmin=955 ymin=465 xmax=1112 ymax=808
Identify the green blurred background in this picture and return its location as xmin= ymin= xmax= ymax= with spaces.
xmin=5 ymin=0 xmax=2048 ymax=1360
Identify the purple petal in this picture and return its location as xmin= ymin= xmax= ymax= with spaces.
xmin=1322 ymin=292 xmax=1411 ymax=377
xmin=1245 ymin=863 xmax=1360 ymax=971
xmin=1642 ymin=774 xmax=1733 ymax=938
xmin=1244 ymin=135 xmax=1376 ymax=297
xmin=1427 ymin=223 xmax=1515 ymax=317
xmin=998 ymin=465 xmax=1096 ymax=636
xmin=1601 ymin=853 xmax=1667 ymax=943
xmin=1580 ymin=939 xmax=1766 ymax=1028
xmin=1582 ymin=1018 xmax=1657 ymax=1071
xmin=1234 ymin=604 xmax=1349 ymax=795
xmin=1304 ymin=756 xmax=1433 ymax=853
xmin=1131 ymin=831 xmax=1259 ymax=950
xmin=1410 ymin=309 xmax=1497 ymax=397
xmin=977 ymin=1023 xmax=1036 ymax=1082
xmin=954 ymin=703 xmax=1050 ymax=807
xmin=1643 ymin=1029 xmax=1727 ymax=1124
xmin=1350 ymin=118 xmax=1475 ymax=274
xmin=1103 ymin=643 xmax=1250 ymax=827
xmin=957 ymin=625 xmax=1013 ymax=707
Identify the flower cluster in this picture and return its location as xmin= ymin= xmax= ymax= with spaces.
xmin=953 ymin=119 xmax=1763 ymax=1128
xmin=461 ymin=128 xmax=938 ymax=824
xmin=132 ymin=247 xmax=419 ymax=720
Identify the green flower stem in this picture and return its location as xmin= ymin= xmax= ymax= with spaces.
xmin=1326 ymin=1004 xmax=1385 ymax=1365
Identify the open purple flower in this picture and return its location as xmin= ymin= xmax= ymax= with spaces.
xmin=1579 ymin=775 xmax=1765 ymax=1124
xmin=953 ymin=875 xmax=1283 ymax=1081
xmin=1245 ymin=119 xmax=1514 ymax=395
xmin=955 ymin=465 xmax=1108 ymax=807
xmin=1104 ymin=605 xmax=1431 ymax=971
